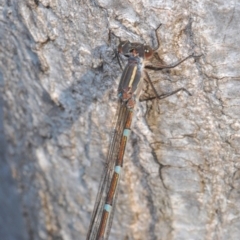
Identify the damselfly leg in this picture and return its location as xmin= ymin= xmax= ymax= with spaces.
xmin=145 ymin=54 xmax=196 ymax=70
xmin=141 ymin=71 xmax=192 ymax=102
xmin=140 ymin=53 xmax=199 ymax=102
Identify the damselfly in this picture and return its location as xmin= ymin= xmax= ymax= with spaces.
xmin=87 ymin=30 xmax=199 ymax=240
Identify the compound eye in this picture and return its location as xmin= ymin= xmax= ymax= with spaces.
xmin=118 ymin=41 xmax=130 ymax=54
xmin=144 ymin=46 xmax=153 ymax=58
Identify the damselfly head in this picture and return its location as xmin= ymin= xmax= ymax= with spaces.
xmin=118 ymin=41 xmax=153 ymax=59
xmin=127 ymin=43 xmax=153 ymax=59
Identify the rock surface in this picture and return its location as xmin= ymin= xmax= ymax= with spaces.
xmin=1 ymin=0 xmax=240 ymax=239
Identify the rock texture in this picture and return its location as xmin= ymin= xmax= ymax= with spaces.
xmin=1 ymin=0 xmax=240 ymax=240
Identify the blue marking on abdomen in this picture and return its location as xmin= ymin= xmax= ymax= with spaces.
xmin=104 ymin=204 xmax=112 ymax=213
xmin=123 ymin=129 xmax=131 ymax=137
xmin=115 ymin=166 xmax=121 ymax=174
